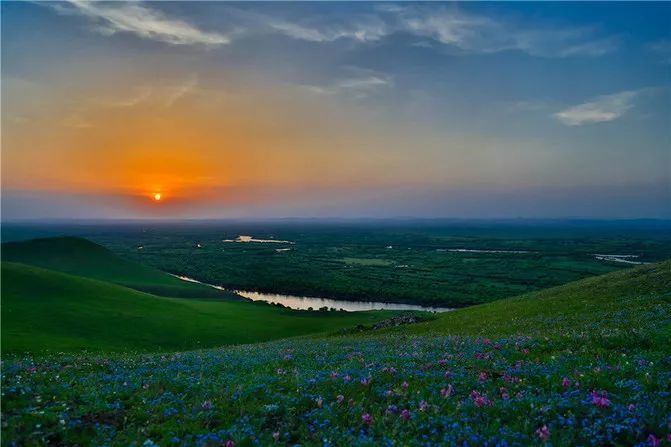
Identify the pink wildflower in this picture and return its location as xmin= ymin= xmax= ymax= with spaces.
xmin=400 ymin=409 xmax=411 ymax=421
xmin=470 ymin=390 xmax=491 ymax=407
xmin=562 ymin=377 xmax=571 ymax=389
xmin=362 ymin=413 xmax=373 ymax=425
xmin=648 ymin=434 xmax=661 ymax=447
xmin=224 ymin=441 xmax=235 ymax=447
xmin=478 ymin=372 xmax=488 ymax=382
xmin=440 ymin=384 xmax=454 ymax=398
xmin=535 ymin=425 xmax=550 ymax=441
xmin=628 ymin=404 xmax=635 ymax=412
xmin=401 ymin=381 xmax=409 ymax=389
xmin=590 ymin=390 xmax=611 ymax=408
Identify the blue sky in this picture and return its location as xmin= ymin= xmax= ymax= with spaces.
xmin=2 ymin=1 xmax=670 ymax=219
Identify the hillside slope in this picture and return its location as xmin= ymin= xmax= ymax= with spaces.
xmin=3 ymin=262 xmax=670 ymax=446
xmin=1 ymin=236 xmax=240 ymax=299
xmin=394 ymin=260 xmax=671 ymax=339
xmin=1 ymin=262 xmax=397 ymax=353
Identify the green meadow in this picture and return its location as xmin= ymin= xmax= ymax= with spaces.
xmin=1 ymin=237 xmax=399 ymax=353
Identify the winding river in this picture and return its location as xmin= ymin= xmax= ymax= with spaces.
xmin=171 ymin=274 xmax=453 ymax=312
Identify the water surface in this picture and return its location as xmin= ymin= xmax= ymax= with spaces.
xmin=171 ymin=274 xmax=452 ymax=312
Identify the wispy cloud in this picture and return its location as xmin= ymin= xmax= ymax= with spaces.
xmin=645 ymin=39 xmax=671 ymax=64
xmin=270 ymin=19 xmax=387 ymax=43
xmin=554 ymin=90 xmax=639 ymax=126
xmin=49 ymin=1 xmax=230 ymax=46
xmin=388 ymin=5 xmax=618 ymax=58
xmin=164 ymin=74 xmax=199 ymax=107
xmin=101 ymin=86 xmax=153 ymax=108
xmin=302 ymin=69 xmax=392 ymax=98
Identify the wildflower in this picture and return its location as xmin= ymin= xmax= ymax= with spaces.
xmin=330 ymin=371 xmax=339 ymax=379
xmin=400 ymin=409 xmax=411 ymax=421
xmin=201 ymin=400 xmax=213 ymax=411
xmin=478 ymin=372 xmax=488 ymax=382
xmin=440 ymin=384 xmax=454 ymax=398
xmin=343 ymin=375 xmax=351 ymax=382
xmin=648 ymin=434 xmax=661 ymax=447
xmin=535 ymin=424 xmax=550 ymax=441
xmin=272 ymin=432 xmax=280 ymax=441
xmin=386 ymin=404 xmax=398 ymax=414
xmin=628 ymin=403 xmax=635 ymax=412
xmin=360 ymin=377 xmax=371 ymax=386
xmin=401 ymin=381 xmax=409 ymax=389
xmin=562 ymin=377 xmax=571 ymax=389
xmin=315 ymin=396 xmax=323 ymax=408
xmin=336 ymin=394 xmax=344 ymax=404
xmin=224 ymin=441 xmax=235 ymax=447
xmin=500 ymin=387 xmax=509 ymax=400
xmin=362 ymin=413 xmax=373 ymax=425
xmin=385 ymin=389 xmax=393 ymax=397
xmin=419 ymin=400 xmax=428 ymax=412
xmin=470 ymin=390 xmax=491 ymax=407
xmin=590 ymin=390 xmax=611 ymax=408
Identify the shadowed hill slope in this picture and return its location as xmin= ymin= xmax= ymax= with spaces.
xmin=1 ymin=236 xmax=240 ymax=299
xmin=1 ymin=262 xmax=397 ymax=353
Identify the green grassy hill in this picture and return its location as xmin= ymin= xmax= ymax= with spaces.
xmin=392 ymin=260 xmax=671 ymax=340
xmin=1 ymin=237 xmax=239 ymax=299
xmin=1 ymin=262 xmax=397 ymax=353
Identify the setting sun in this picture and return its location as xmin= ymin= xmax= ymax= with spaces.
xmin=153 ymin=193 xmax=162 ymax=201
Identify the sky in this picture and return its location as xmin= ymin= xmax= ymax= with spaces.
xmin=2 ymin=1 xmax=670 ymax=220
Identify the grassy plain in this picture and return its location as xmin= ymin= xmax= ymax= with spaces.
xmin=23 ymin=220 xmax=668 ymax=307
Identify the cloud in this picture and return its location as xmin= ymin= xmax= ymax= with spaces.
xmin=164 ymin=74 xmax=199 ymax=107
xmin=302 ymin=69 xmax=392 ymax=97
xmin=388 ymin=6 xmax=618 ymax=58
xmin=554 ymin=90 xmax=639 ymax=126
xmin=645 ymin=39 xmax=671 ymax=64
xmin=270 ymin=18 xmax=387 ymax=43
xmin=102 ymin=86 xmax=153 ymax=108
xmin=49 ymin=1 xmax=230 ymax=46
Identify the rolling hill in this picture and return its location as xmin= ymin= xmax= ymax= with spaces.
xmin=392 ymin=259 xmax=671 ymax=340
xmin=1 ymin=261 xmax=398 ymax=353
xmin=1 ymin=236 xmax=240 ymax=299
xmin=3 ymin=261 xmax=670 ymax=446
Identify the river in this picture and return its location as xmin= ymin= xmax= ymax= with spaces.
xmin=170 ymin=274 xmax=453 ymax=312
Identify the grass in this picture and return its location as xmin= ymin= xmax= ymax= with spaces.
xmin=1 ymin=237 xmax=240 ymax=299
xmin=1 ymin=262 xmax=399 ymax=353
xmin=396 ymin=260 xmax=671 ymax=340
xmin=2 ymin=262 xmax=670 ymax=446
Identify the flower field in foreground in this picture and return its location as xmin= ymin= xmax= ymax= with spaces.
xmin=3 ymin=334 xmax=670 ymax=446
